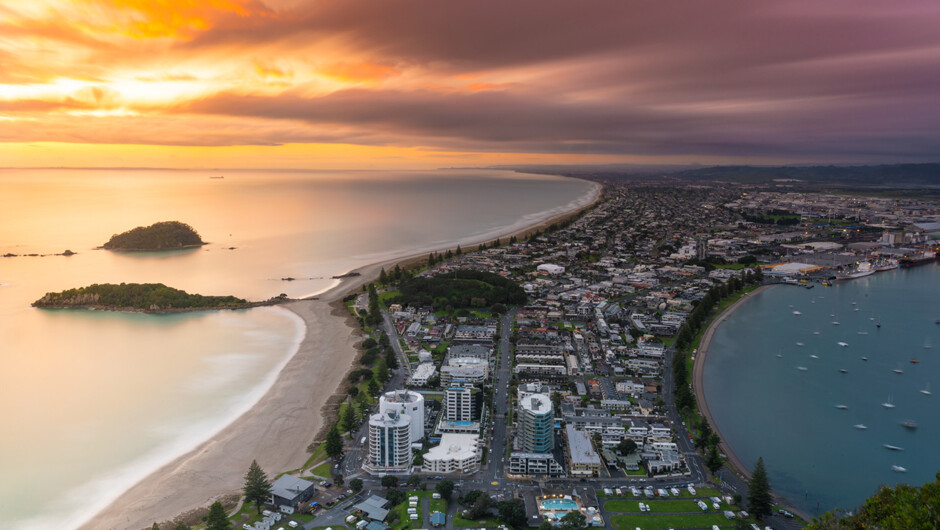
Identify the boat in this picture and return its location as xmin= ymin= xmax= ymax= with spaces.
xmin=883 ymin=444 xmax=904 ymax=451
xmin=835 ymin=261 xmax=875 ymax=281
xmin=838 ymin=342 xmax=849 ymax=347
xmin=832 ymin=321 xmax=840 ymax=326
xmin=909 ymin=358 xmax=919 ymax=364
xmin=920 ymin=384 xmax=932 ymax=396
xmin=861 ymin=356 xmax=868 ymax=361
xmin=876 ymin=319 xmax=881 ymax=328
xmin=821 ymin=281 xmax=831 ymax=286
xmin=839 ymin=369 xmax=848 ymax=374
xmin=813 ymin=331 xmax=821 ymax=335
xmin=874 ymin=259 xmax=899 ymax=272
xmin=900 ymin=251 xmax=937 ymax=268
xmin=835 ymin=404 xmax=848 ymax=410
xmin=900 ymin=420 xmax=917 ymax=430
xmin=810 ymin=354 xmax=819 ymax=359
xmin=792 ymin=311 xmax=802 ymax=316
xmin=892 ymin=465 xmax=908 ymax=473
xmin=882 ymin=398 xmax=895 ymax=408
xmin=854 ymin=424 xmax=867 ymax=430
xmin=797 ymin=366 xmax=808 ymax=371
xmin=796 ymin=342 xmax=805 ymax=347
xmin=893 ymin=368 xmax=903 ymax=375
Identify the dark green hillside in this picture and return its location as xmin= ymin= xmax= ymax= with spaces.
xmin=391 ymin=270 xmax=526 ymax=309
xmin=32 ymin=283 xmax=249 ymax=311
xmin=102 ymin=221 xmax=204 ymax=250
xmin=808 ymin=471 xmax=940 ymax=529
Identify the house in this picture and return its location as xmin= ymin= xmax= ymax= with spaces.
xmin=354 ymin=495 xmax=391 ymax=521
xmin=269 ymin=475 xmax=317 ymax=508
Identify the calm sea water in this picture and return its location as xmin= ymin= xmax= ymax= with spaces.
xmin=0 ymin=168 xmax=597 ymax=529
xmin=703 ymin=263 xmax=940 ymax=515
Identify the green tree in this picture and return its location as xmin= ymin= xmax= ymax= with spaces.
xmin=243 ymin=460 xmax=272 ymax=515
xmin=368 ymin=377 xmax=380 ymax=396
xmin=325 ymin=425 xmax=344 ymax=459
xmin=559 ymin=511 xmax=586 ymax=530
xmin=407 ymin=475 xmax=422 ymax=487
xmin=538 ymin=521 xmax=554 ymax=530
xmin=376 ymin=357 xmax=389 ymax=383
xmin=436 ymin=479 xmax=455 ymax=500
xmin=379 ymin=267 xmax=388 ymax=284
xmin=342 ymin=404 xmax=357 ymax=433
xmin=747 ymin=457 xmax=773 ymax=520
xmin=706 ymin=445 xmax=723 ymax=474
xmin=152 ymin=523 xmax=160 ymax=530
xmin=173 ymin=523 xmax=191 ymax=530
xmin=381 ymin=475 xmax=398 ymax=488
xmin=350 ymin=478 xmax=364 ymax=493
xmin=617 ymin=439 xmax=637 ymax=456
xmin=204 ymin=501 xmax=231 ymax=530
xmin=497 ymin=499 xmax=527 ymax=528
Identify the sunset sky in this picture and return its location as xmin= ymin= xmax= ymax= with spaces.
xmin=1 ymin=0 xmax=938 ymax=169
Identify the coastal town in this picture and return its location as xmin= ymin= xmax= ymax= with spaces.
xmin=210 ymin=179 xmax=940 ymax=530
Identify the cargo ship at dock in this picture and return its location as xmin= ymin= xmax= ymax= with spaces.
xmin=900 ymin=251 xmax=937 ymax=268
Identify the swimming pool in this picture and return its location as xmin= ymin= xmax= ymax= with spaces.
xmin=540 ymin=499 xmax=578 ymax=511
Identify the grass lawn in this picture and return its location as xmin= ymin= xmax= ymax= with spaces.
xmin=683 ymin=487 xmax=722 ymax=498
xmin=310 ymin=459 xmax=332 ymax=478
xmin=379 ymin=290 xmax=401 ymax=305
xmin=453 ymin=515 xmax=501 ymax=527
xmin=387 ymin=491 xmax=436 ymax=530
xmin=605 ymin=499 xmax=706 ymax=513
xmin=302 ymin=442 xmax=329 ymax=470
xmin=610 ymin=512 xmax=737 ymax=529
xmin=429 ymin=498 xmax=448 ymax=513
xmin=624 ymin=468 xmax=648 ymax=476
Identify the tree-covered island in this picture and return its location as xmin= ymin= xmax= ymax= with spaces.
xmin=32 ymin=283 xmax=286 ymax=313
xmin=102 ymin=221 xmax=205 ymax=251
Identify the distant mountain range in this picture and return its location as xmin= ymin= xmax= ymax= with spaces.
xmin=502 ymin=162 xmax=940 ymax=188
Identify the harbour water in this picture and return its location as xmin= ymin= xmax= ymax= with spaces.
xmin=703 ymin=263 xmax=940 ymax=515
xmin=0 ymin=168 xmax=597 ymax=529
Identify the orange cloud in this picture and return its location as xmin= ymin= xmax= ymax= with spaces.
xmin=73 ymin=0 xmax=276 ymax=40
xmin=463 ymin=81 xmax=513 ymax=92
xmin=318 ymin=62 xmax=398 ymax=83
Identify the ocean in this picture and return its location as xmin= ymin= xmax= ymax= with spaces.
xmin=703 ymin=263 xmax=940 ymax=516
xmin=0 ymin=168 xmax=597 ymax=529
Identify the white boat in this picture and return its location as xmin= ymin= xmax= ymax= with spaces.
xmin=891 ymin=465 xmax=907 ymax=473
xmin=832 ymin=321 xmax=840 ymax=325
xmin=861 ymin=356 xmax=868 ymax=361
xmin=883 ymin=444 xmax=904 ymax=451
xmin=835 ymin=404 xmax=848 ymax=410
xmin=813 ymin=331 xmax=821 ymax=335
xmin=900 ymin=420 xmax=917 ymax=430
xmin=874 ymin=259 xmax=899 ymax=272
xmin=838 ymin=342 xmax=849 ymax=347
xmin=796 ymin=342 xmax=805 ymax=347
xmin=835 ymin=261 xmax=875 ymax=281
xmin=893 ymin=368 xmax=903 ymax=375
xmin=776 ymin=354 xmax=783 ymax=358
xmin=792 ymin=311 xmax=802 ymax=316
xmin=797 ymin=366 xmax=808 ymax=371
xmin=810 ymin=354 xmax=819 ymax=359
xmin=921 ymin=384 xmax=932 ymax=397
xmin=854 ymin=424 xmax=867 ymax=430
xmin=839 ymin=369 xmax=848 ymax=374
xmin=882 ymin=398 xmax=896 ymax=409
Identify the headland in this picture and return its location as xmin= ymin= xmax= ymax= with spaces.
xmin=82 ymin=178 xmax=601 ymax=530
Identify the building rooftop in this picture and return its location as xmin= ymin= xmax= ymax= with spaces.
xmin=270 ymin=474 xmax=315 ymax=502
xmin=566 ymin=425 xmax=601 ymax=466
xmin=520 ymin=393 xmax=553 ymax=415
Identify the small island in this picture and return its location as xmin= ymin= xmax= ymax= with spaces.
xmin=32 ymin=283 xmax=286 ymax=313
xmin=102 ymin=221 xmax=205 ymax=251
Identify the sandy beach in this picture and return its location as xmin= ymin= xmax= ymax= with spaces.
xmin=691 ymin=283 xmax=812 ymax=522
xmin=83 ymin=179 xmax=601 ymax=529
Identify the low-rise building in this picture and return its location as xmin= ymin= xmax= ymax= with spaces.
xmin=565 ymin=425 xmax=601 ymax=477
xmin=422 ymin=433 xmax=481 ymax=474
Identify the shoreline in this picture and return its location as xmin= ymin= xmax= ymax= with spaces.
xmin=83 ymin=177 xmax=602 ymax=530
xmin=691 ymin=283 xmax=812 ymax=522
